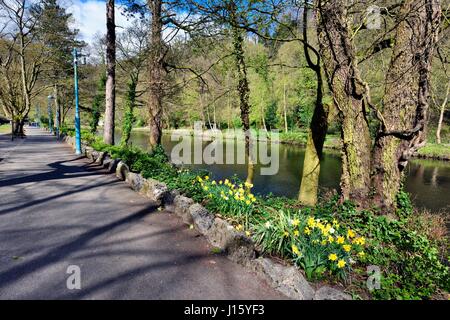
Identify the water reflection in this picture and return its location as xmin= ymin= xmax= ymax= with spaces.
xmin=115 ymin=130 xmax=450 ymax=214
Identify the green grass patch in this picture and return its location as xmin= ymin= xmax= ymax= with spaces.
xmin=417 ymin=143 xmax=450 ymax=159
xmin=0 ymin=123 xmax=11 ymax=134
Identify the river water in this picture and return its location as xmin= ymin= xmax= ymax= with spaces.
xmin=117 ymin=130 xmax=450 ymax=215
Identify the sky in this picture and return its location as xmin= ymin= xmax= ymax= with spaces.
xmin=67 ymin=0 xmax=134 ymax=45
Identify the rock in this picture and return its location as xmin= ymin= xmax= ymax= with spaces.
xmin=102 ymin=154 xmax=112 ymax=169
xmin=106 ymin=158 xmax=120 ymax=174
xmin=143 ymin=178 xmax=169 ymax=204
xmin=115 ymin=161 xmax=129 ymax=181
xmin=163 ymin=190 xmax=180 ymax=211
xmin=250 ymin=257 xmax=315 ymax=300
xmin=173 ymin=195 xmax=194 ymax=224
xmin=85 ymin=147 xmax=94 ymax=161
xmin=126 ymin=172 xmax=145 ymax=192
xmin=189 ymin=203 xmax=214 ymax=234
xmin=94 ymin=151 xmax=105 ymax=165
xmin=313 ymin=286 xmax=352 ymax=300
xmin=206 ymin=218 xmax=255 ymax=264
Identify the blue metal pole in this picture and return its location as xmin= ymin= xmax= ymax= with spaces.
xmin=73 ymin=48 xmax=82 ymax=155
xmin=47 ymin=98 xmax=53 ymax=134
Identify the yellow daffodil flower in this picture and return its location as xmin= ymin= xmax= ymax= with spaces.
xmin=328 ymin=253 xmax=338 ymax=261
xmin=336 ymin=236 xmax=345 ymax=244
xmin=304 ymin=227 xmax=311 ymax=235
xmin=292 ymin=218 xmax=300 ymax=227
xmin=343 ymin=244 xmax=352 ymax=252
xmin=294 ymin=230 xmax=300 ymax=237
xmin=337 ymin=259 xmax=346 ymax=268
xmin=292 ymin=245 xmax=300 ymax=256
xmin=347 ymin=229 xmax=356 ymax=238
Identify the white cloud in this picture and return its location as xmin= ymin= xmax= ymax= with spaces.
xmin=66 ymin=0 xmax=134 ymax=45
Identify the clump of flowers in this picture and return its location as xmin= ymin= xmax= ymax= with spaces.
xmin=195 ymin=176 xmax=257 ymax=227
xmin=254 ymin=210 xmax=366 ymax=280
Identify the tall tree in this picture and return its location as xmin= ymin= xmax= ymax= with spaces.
xmin=104 ymin=0 xmax=116 ymax=145
xmin=148 ymin=0 xmax=165 ymax=148
xmin=0 ymin=0 xmax=46 ymax=136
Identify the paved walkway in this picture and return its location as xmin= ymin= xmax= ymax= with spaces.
xmin=0 ymin=127 xmax=284 ymax=299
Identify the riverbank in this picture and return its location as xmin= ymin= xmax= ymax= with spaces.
xmin=132 ymin=127 xmax=450 ymax=161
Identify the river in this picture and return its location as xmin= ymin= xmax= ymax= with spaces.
xmin=116 ymin=130 xmax=450 ymax=216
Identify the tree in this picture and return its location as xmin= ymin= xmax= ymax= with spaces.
xmin=33 ymin=0 xmax=83 ymax=133
xmin=147 ymin=0 xmax=165 ymax=148
xmin=116 ymin=19 xmax=149 ymax=145
xmin=316 ymin=0 xmax=442 ymax=212
xmin=0 ymin=0 xmax=46 ymax=136
xmin=104 ymin=0 xmax=116 ymax=145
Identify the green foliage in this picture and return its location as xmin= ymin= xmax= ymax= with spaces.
xmin=120 ymin=80 xmax=137 ymax=146
xmin=264 ymin=101 xmax=278 ymax=130
xmin=89 ymin=73 xmax=106 ymax=134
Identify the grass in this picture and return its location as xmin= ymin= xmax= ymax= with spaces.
xmin=0 ymin=124 xmax=11 ymax=134
xmin=417 ymin=143 xmax=450 ymax=160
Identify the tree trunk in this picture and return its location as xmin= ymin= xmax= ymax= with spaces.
xmin=436 ymin=83 xmax=449 ymax=144
xmin=283 ymin=82 xmax=288 ymax=133
xmin=371 ymin=0 xmax=441 ymax=210
xmin=121 ymin=79 xmax=137 ymax=146
xmin=316 ymin=0 xmax=372 ymax=205
xmin=104 ymin=0 xmax=116 ymax=145
xmin=299 ymin=77 xmax=329 ymax=206
xmin=298 ymin=3 xmax=329 ymax=206
xmin=230 ymin=7 xmax=253 ymax=183
xmin=148 ymin=0 xmax=164 ymax=148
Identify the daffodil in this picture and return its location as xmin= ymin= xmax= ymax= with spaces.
xmin=343 ymin=244 xmax=352 ymax=252
xmin=283 ymin=231 xmax=289 ymax=237
xmin=354 ymin=237 xmax=365 ymax=245
xmin=205 ymin=176 xmax=209 ymax=180
xmin=307 ymin=217 xmax=316 ymax=228
xmin=337 ymin=259 xmax=346 ymax=268
xmin=294 ymin=230 xmax=300 ymax=237
xmin=245 ymin=200 xmax=251 ymax=205
xmin=328 ymin=235 xmax=334 ymax=243
xmin=292 ymin=218 xmax=300 ymax=227
xmin=219 ymin=180 xmax=223 ymax=185
xmin=304 ymin=227 xmax=311 ymax=235
xmin=336 ymin=236 xmax=345 ymax=244
xmin=347 ymin=229 xmax=356 ymax=238
xmin=292 ymin=245 xmax=301 ymax=256
xmin=328 ymin=253 xmax=338 ymax=261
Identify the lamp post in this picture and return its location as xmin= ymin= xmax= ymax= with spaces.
xmin=47 ymin=95 xmax=54 ymax=134
xmin=54 ymin=94 xmax=60 ymax=140
xmin=73 ymin=48 xmax=82 ymax=155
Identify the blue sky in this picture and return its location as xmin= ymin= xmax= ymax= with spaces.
xmin=67 ymin=0 xmax=135 ymax=44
